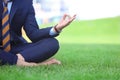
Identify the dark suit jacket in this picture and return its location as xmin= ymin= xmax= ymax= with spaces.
xmin=0 ymin=0 xmax=59 ymax=65
xmin=0 ymin=0 xmax=56 ymax=45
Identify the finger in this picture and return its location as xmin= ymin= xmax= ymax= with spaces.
xmin=67 ymin=14 xmax=76 ymax=19
xmin=67 ymin=14 xmax=76 ymax=21
xmin=62 ymin=14 xmax=67 ymax=20
xmin=69 ymin=15 xmax=76 ymax=22
xmin=67 ymin=15 xmax=72 ymax=19
xmin=72 ymin=14 xmax=76 ymax=19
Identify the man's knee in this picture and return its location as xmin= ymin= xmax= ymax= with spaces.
xmin=36 ymin=38 xmax=60 ymax=53
xmin=47 ymin=38 xmax=60 ymax=53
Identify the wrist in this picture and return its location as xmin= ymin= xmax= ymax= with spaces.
xmin=54 ymin=25 xmax=61 ymax=33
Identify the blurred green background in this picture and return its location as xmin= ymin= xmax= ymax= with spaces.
xmin=40 ymin=17 xmax=120 ymax=44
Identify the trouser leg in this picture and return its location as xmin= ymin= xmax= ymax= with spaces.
xmin=0 ymin=48 xmax=18 ymax=65
xmin=11 ymin=38 xmax=59 ymax=63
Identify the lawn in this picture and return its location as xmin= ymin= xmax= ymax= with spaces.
xmin=0 ymin=17 xmax=120 ymax=80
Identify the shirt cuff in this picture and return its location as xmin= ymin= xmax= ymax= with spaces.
xmin=49 ymin=28 xmax=59 ymax=36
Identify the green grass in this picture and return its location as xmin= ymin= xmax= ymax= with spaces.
xmin=0 ymin=17 xmax=120 ymax=80
xmin=57 ymin=17 xmax=120 ymax=44
xmin=41 ymin=16 xmax=120 ymax=44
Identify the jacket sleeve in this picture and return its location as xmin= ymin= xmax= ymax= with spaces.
xmin=23 ymin=1 xmax=58 ymax=43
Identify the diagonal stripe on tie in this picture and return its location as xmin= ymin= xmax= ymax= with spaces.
xmin=3 ymin=34 xmax=10 ymax=45
xmin=2 ymin=1 xmax=11 ymax=52
xmin=2 ymin=24 xmax=10 ymax=35
xmin=2 ymin=14 xmax=9 ymax=24
xmin=3 ymin=41 xmax=11 ymax=51
xmin=3 ymin=37 xmax=11 ymax=51
xmin=3 ymin=7 xmax=7 ymax=15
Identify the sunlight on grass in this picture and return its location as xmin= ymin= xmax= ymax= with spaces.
xmin=1 ymin=17 xmax=120 ymax=80
xmin=57 ymin=17 xmax=120 ymax=44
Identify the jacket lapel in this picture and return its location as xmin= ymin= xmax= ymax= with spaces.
xmin=9 ymin=0 xmax=19 ymax=23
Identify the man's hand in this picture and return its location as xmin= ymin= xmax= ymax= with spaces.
xmin=55 ymin=14 xmax=76 ymax=31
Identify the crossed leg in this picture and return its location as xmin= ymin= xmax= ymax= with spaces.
xmin=16 ymin=54 xmax=61 ymax=66
xmin=13 ymin=38 xmax=61 ymax=66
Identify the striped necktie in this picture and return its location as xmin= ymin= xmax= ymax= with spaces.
xmin=2 ymin=0 xmax=11 ymax=52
